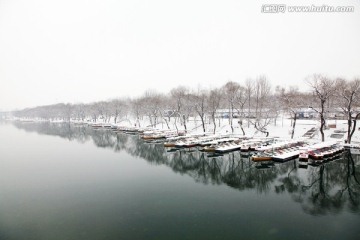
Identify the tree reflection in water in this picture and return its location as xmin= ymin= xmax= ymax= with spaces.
xmin=275 ymin=150 xmax=360 ymax=215
xmin=12 ymin=121 xmax=360 ymax=215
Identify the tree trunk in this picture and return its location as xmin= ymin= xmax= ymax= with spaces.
xmin=183 ymin=114 xmax=187 ymax=133
xmin=247 ymin=98 xmax=250 ymax=128
xmin=239 ymin=120 xmax=245 ymax=136
xmin=349 ymin=113 xmax=360 ymax=143
xmin=137 ymin=117 xmax=141 ymax=127
xmin=240 ymin=125 xmax=245 ymax=136
xmin=291 ymin=113 xmax=297 ymax=139
xmin=165 ymin=119 xmax=170 ymax=129
xmin=320 ymin=115 xmax=325 ymax=142
xmin=200 ymin=115 xmax=206 ymax=133
xmin=347 ymin=111 xmax=352 ymax=143
xmin=319 ymin=101 xmax=326 ymax=142
xmin=230 ymin=106 xmax=234 ymax=133
xmin=159 ymin=111 xmax=170 ymax=130
xmin=212 ymin=114 xmax=216 ymax=134
xmin=174 ymin=117 xmax=179 ymax=133
xmin=148 ymin=115 xmax=152 ymax=126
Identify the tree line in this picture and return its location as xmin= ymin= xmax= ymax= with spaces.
xmin=12 ymin=74 xmax=360 ymax=143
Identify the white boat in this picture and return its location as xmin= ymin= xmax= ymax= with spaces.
xmin=215 ymin=142 xmax=242 ymax=153
xmin=272 ymin=148 xmax=301 ymax=162
xmin=298 ymin=147 xmax=309 ymax=163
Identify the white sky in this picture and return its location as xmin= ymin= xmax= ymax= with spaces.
xmin=0 ymin=0 xmax=359 ymax=110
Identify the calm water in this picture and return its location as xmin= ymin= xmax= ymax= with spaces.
xmin=0 ymin=121 xmax=359 ymax=240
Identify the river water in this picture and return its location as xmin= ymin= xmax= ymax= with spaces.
xmin=0 ymin=121 xmax=359 ymax=240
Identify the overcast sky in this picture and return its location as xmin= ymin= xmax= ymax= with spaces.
xmin=0 ymin=0 xmax=359 ymax=110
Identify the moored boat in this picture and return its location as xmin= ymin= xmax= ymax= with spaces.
xmin=214 ymin=142 xmax=242 ymax=153
xmin=299 ymin=147 xmax=309 ymax=162
xmin=308 ymin=142 xmax=344 ymax=164
xmin=251 ymin=153 xmax=273 ymax=162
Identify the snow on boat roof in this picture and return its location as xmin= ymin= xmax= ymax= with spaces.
xmin=308 ymin=141 xmax=339 ymax=149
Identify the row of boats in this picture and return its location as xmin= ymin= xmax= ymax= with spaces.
xmin=88 ymin=122 xmax=346 ymax=165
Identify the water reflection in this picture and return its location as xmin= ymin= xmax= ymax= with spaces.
xmin=275 ymin=151 xmax=360 ymax=215
xmin=12 ymin=121 xmax=360 ymax=216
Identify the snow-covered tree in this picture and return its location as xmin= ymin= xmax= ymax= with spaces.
xmin=335 ymin=78 xmax=360 ymax=143
xmin=307 ymin=74 xmax=336 ymax=142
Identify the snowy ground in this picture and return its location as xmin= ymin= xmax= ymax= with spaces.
xmin=160 ymin=117 xmax=360 ymax=144
xmin=115 ymin=116 xmax=360 ymax=144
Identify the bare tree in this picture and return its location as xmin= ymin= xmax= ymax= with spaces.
xmin=276 ymin=86 xmax=306 ymax=139
xmin=97 ymin=101 xmax=112 ymax=123
xmin=254 ymin=76 xmax=271 ymax=118
xmin=157 ymin=94 xmax=171 ymax=130
xmin=249 ymin=76 xmax=272 ymax=136
xmin=245 ymin=79 xmax=254 ymax=128
xmin=63 ymin=103 xmax=73 ymax=122
xmin=142 ymin=90 xmax=170 ymax=128
xmin=235 ymin=85 xmax=247 ymax=135
xmin=193 ymin=88 xmax=208 ymax=133
xmin=307 ymin=74 xmax=336 ymax=142
xmin=131 ymin=97 xmax=145 ymax=127
xmin=222 ymin=81 xmax=240 ymax=133
xmin=142 ymin=91 xmax=156 ymax=127
xmin=88 ymin=102 xmax=102 ymax=122
xmin=170 ymin=86 xmax=189 ymax=132
xmin=74 ymin=103 xmax=86 ymax=121
xmin=335 ymin=78 xmax=360 ymax=143
xmin=208 ymin=88 xmax=222 ymax=134
xmin=109 ymin=99 xmax=128 ymax=124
